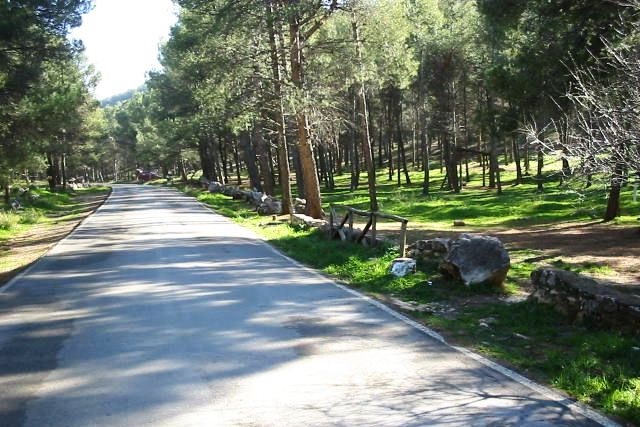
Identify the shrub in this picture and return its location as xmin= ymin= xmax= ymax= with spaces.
xmin=0 ymin=211 xmax=19 ymax=230
xmin=19 ymin=208 xmax=42 ymax=225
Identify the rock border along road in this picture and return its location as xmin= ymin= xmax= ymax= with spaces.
xmin=0 ymin=185 xmax=618 ymax=426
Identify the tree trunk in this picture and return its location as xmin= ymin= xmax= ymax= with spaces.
xmin=350 ymin=128 xmax=360 ymax=190
xmin=422 ymin=131 xmax=430 ymax=196
xmin=61 ymin=153 xmax=67 ymax=189
xmin=233 ymin=139 xmax=242 ymax=185
xmin=350 ymin=89 xmax=360 ymax=190
xmin=254 ymin=128 xmax=274 ymax=195
xmin=438 ymin=135 xmax=444 ymax=174
xmin=443 ymin=135 xmax=459 ymax=192
xmin=3 ymin=183 xmax=9 ymax=205
xmin=212 ymin=134 xmax=223 ymax=182
xmin=293 ymin=145 xmax=304 ymax=198
xmin=289 ymin=13 xmax=323 ymax=218
xmin=178 ymin=158 xmax=188 ymax=182
xmin=47 ymin=152 xmax=56 ymax=192
xmin=219 ymin=136 xmax=229 ymax=183
xmin=240 ymin=132 xmax=261 ymax=191
xmin=604 ymin=161 xmax=625 ymax=221
xmin=395 ymin=98 xmax=411 ymax=185
xmin=385 ymin=96 xmax=393 ymax=181
xmin=513 ymin=136 xmax=523 ymax=185
xmin=266 ymin=1 xmax=293 ymax=214
xmin=537 ymin=147 xmax=544 ymax=192
xmin=560 ymin=155 xmax=571 ymax=187
xmin=377 ymin=114 xmax=384 ymax=169
xmin=327 ymin=145 xmax=335 ymax=190
xmin=197 ymin=138 xmax=210 ymax=180
xmin=485 ymin=93 xmax=501 ymax=194
xmin=335 ymin=134 xmax=343 ymax=176
xmin=351 ymin=11 xmax=377 ymax=210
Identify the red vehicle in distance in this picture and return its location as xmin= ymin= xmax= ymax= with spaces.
xmin=136 ymin=169 xmax=160 ymax=183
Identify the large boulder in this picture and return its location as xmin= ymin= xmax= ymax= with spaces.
xmin=439 ymin=234 xmax=510 ymax=287
xmin=530 ymin=268 xmax=640 ymax=332
xmin=199 ymin=177 xmax=211 ymax=188
xmin=257 ymin=196 xmax=282 ymax=215
xmin=245 ymin=191 xmax=267 ymax=207
xmin=208 ymin=181 xmax=224 ymax=193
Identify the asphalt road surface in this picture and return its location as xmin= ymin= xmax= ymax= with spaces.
xmin=0 ymin=185 xmax=616 ymax=427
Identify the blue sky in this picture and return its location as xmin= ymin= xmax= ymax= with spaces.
xmin=70 ymin=0 xmax=178 ymax=100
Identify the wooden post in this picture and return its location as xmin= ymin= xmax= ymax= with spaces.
xmin=400 ymin=220 xmax=408 ymax=257
xmin=329 ymin=207 xmax=334 ymax=238
xmin=371 ymin=213 xmax=377 ymax=247
xmin=357 ymin=216 xmax=373 ymax=244
xmin=348 ymin=208 xmax=354 ymax=241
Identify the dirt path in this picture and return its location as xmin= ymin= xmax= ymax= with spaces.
xmin=0 ymin=192 xmax=109 ymax=286
xmin=384 ymin=220 xmax=640 ymax=292
xmin=493 ymin=223 xmax=639 ymax=284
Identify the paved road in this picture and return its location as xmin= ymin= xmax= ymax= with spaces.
xmin=0 ymin=185 xmax=614 ymax=426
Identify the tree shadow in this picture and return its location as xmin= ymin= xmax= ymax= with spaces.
xmin=0 ymin=185 xmax=608 ymax=426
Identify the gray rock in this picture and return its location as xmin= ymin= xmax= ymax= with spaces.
xmin=231 ymin=189 xmax=247 ymax=200
xmin=431 ymin=238 xmax=450 ymax=254
xmin=390 ymin=258 xmax=417 ymax=277
xmin=407 ymin=238 xmax=450 ymax=261
xmin=292 ymin=213 xmax=327 ymax=228
xmin=439 ymin=234 xmax=510 ymax=286
xmin=199 ymin=177 xmax=211 ymax=188
xmin=257 ymin=197 xmax=282 ymax=215
xmin=294 ymin=198 xmax=306 ymax=214
xmin=208 ymin=181 xmax=224 ymax=193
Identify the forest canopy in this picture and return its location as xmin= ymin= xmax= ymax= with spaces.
xmin=2 ymin=0 xmax=639 ymax=221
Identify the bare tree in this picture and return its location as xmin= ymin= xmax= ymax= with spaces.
xmin=524 ymin=3 xmax=640 ymax=220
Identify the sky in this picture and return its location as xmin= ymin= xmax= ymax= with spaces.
xmin=70 ymin=0 xmax=179 ymax=100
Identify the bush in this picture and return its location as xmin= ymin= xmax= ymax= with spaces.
xmin=0 ymin=211 xmax=19 ymax=230
xmin=19 ymin=208 xmax=42 ymax=225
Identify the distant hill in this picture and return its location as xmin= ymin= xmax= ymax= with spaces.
xmin=100 ymin=85 xmax=146 ymax=106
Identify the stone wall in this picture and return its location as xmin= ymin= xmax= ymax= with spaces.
xmin=208 ymin=181 xmax=284 ymax=215
xmin=530 ymin=268 xmax=640 ymax=333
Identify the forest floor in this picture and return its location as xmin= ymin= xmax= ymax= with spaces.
xmin=398 ymin=221 xmax=640 ymax=291
xmin=0 ymin=189 xmax=110 ymax=286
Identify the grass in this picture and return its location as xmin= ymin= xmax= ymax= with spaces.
xmin=177 ymin=179 xmax=640 ymax=425
xmin=0 ymin=211 xmax=20 ymax=230
xmin=318 ymin=166 xmax=640 ymax=229
xmin=422 ymin=302 xmax=640 ymax=422
xmin=0 ymin=184 xmax=111 ymax=264
xmin=0 ymin=184 xmax=111 ymax=281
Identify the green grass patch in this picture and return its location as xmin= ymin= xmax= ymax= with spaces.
xmin=18 ymin=208 xmax=42 ymax=225
xmin=0 ymin=185 xmax=111 ymax=240
xmin=178 ymin=180 xmax=639 ymax=425
xmin=320 ymin=168 xmax=640 ymax=229
xmin=419 ymin=301 xmax=640 ymax=422
xmin=0 ymin=211 xmax=20 ymax=230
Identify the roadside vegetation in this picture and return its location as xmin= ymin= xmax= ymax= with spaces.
xmin=177 ymin=174 xmax=640 ymax=425
xmin=0 ymin=185 xmax=111 ymax=281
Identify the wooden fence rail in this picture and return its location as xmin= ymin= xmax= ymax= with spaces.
xmin=329 ymin=205 xmax=409 ymax=257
